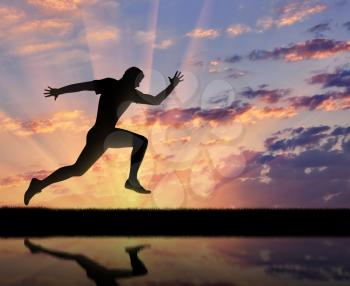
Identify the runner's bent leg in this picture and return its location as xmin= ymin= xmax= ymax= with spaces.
xmin=104 ymin=128 xmax=149 ymax=191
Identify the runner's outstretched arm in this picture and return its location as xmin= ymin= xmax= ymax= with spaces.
xmin=44 ymin=81 xmax=96 ymax=100
xmin=132 ymin=71 xmax=184 ymax=105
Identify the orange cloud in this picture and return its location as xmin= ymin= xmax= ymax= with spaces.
xmin=237 ymin=106 xmax=297 ymax=123
xmin=16 ymin=41 xmax=65 ymax=55
xmin=186 ymin=28 xmax=220 ymax=39
xmin=84 ymin=26 xmax=120 ymax=43
xmin=15 ymin=19 xmax=73 ymax=36
xmin=256 ymin=1 xmax=327 ymax=30
xmin=316 ymin=98 xmax=350 ymax=111
xmin=0 ymin=110 xmax=92 ymax=136
xmin=276 ymin=2 xmax=326 ymax=27
xmin=0 ymin=6 xmax=25 ymax=25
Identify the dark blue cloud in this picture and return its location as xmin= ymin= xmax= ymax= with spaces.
xmin=308 ymin=68 xmax=350 ymax=91
xmin=332 ymin=126 xmax=350 ymax=136
xmin=307 ymin=22 xmax=331 ymax=37
xmin=247 ymin=39 xmax=350 ymax=62
xmin=343 ymin=21 xmax=350 ymax=31
xmin=207 ymin=92 xmax=229 ymax=105
xmin=287 ymin=91 xmax=350 ymax=110
xmin=265 ymin=126 xmax=332 ymax=152
xmin=143 ymin=99 xmax=252 ymax=126
xmin=248 ymin=50 xmax=272 ymax=61
xmin=239 ymin=86 xmax=290 ymax=103
xmin=224 ymin=55 xmax=242 ymax=63
xmin=225 ymin=67 xmax=248 ymax=79
xmin=218 ymin=125 xmax=350 ymax=207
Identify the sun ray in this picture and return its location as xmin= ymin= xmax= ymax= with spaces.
xmin=180 ymin=0 xmax=213 ymax=71
xmin=142 ymin=0 xmax=160 ymax=93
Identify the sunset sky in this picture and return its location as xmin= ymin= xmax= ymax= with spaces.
xmin=0 ymin=0 xmax=349 ymax=208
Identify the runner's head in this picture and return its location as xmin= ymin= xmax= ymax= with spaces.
xmin=121 ymin=67 xmax=144 ymax=88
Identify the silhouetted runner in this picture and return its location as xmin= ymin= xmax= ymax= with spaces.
xmin=24 ymin=67 xmax=183 ymax=205
xmin=24 ymin=239 xmax=150 ymax=286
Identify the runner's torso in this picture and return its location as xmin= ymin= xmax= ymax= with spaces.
xmin=91 ymin=78 xmax=135 ymax=134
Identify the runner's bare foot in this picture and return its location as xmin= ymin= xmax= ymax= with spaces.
xmin=125 ymin=179 xmax=151 ymax=194
xmin=24 ymin=178 xmax=42 ymax=206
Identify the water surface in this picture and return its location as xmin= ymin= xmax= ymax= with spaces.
xmin=1 ymin=237 xmax=350 ymax=285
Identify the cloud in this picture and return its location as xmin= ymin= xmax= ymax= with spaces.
xmin=308 ymin=67 xmax=350 ymax=91
xmin=286 ymin=67 xmax=350 ymax=111
xmin=264 ymin=125 xmax=332 ymax=152
xmin=209 ymin=60 xmax=220 ymax=66
xmin=0 ymin=6 xmax=25 ymax=25
xmin=248 ymin=39 xmax=350 ymax=62
xmin=135 ymin=32 xmax=173 ymax=49
xmin=203 ymin=59 xmax=248 ymax=78
xmin=135 ymin=30 xmax=156 ymax=43
xmin=136 ymin=98 xmax=299 ymax=128
xmin=256 ymin=16 xmax=275 ymax=31
xmin=331 ymin=126 xmax=350 ymax=136
xmin=84 ymin=26 xmax=120 ymax=43
xmin=225 ymin=68 xmax=248 ymax=79
xmin=238 ymin=106 xmax=297 ymax=123
xmin=0 ymin=110 xmax=92 ymax=136
xmin=206 ymin=92 xmax=230 ymax=106
xmin=307 ymin=22 xmax=331 ymax=37
xmin=224 ymin=55 xmax=242 ymax=63
xmin=207 ymin=59 xmax=221 ymax=73
xmin=0 ymin=7 xmax=81 ymax=60
xmin=26 ymin=0 xmax=81 ymax=11
xmin=239 ymin=86 xmax=291 ymax=103
xmin=226 ymin=24 xmax=252 ymax=37
xmin=344 ymin=21 xmax=350 ymax=31
xmin=287 ymin=91 xmax=350 ymax=111
xmin=128 ymin=74 xmax=343 ymax=128
xmin=14 ymin=19 xmax=73 ymax=36
xmin=37 ymin=48 xmax=92 ymax=66
xmin=15 ymin=41 xmax=65 ymax=55
xmin=223 ymin=125 xmax=350 ymax=207
xmin=143 ymin=100 xmax=252 ymax=127
xmin=186 ymin=28 xmax=220 ymax=39
xmin=182 ymin=59 xmax=205 ymax=67
xmin=1 ymin=14 xmax=118 ymax=59
xmin=274 ymin=1 xmax=327 ymax=27
xmin=154 ymin=39 xmax=174 ymax=49
xmin=263 ymin=125 xmax=350 ymax=161
xmin=25 ymin=0 xmax=106 ymax=13
xmin=256 ymin=1 xmax=327 ymax=31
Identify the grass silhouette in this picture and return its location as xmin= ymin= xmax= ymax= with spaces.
xmin=1 ymin=207 xmax=349 ymax=237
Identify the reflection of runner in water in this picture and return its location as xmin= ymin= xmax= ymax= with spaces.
xmin=24 ymin=67 xmax=184 ymax=205
xmin=24 ymin=239 xmax=150 ymax=286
